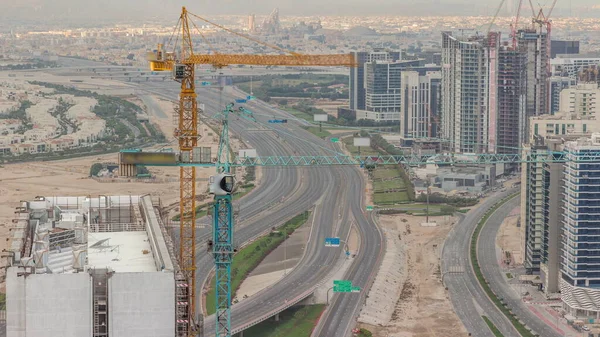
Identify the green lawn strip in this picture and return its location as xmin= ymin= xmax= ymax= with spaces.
xmin=241 ymin=304 xmax=326 ymax=337
xmin=0 ymin=292 xmax=5 ymax=310
xmin=233 ymin=184 xmax=255 ymax=201
xmin=206 ymin=211 xmax=310 ymax=315
xmin=282 ymin=107 xmax=314 ymax=122
xmin=373 ymin=193 xmax=410 ymax=204
xmin=236 ymin=81 xmax=263 ymax=94
xmin=373 ymin=179 xmax=406 ymax=191
xmin=341 ymin=136 xmax=414 ymax=204
xmin=172 ymin=185 xmax=255 ymax=221
xmin=303 ymin=126 xmax=331 ymax=139
xmin=471 ymin=193 xmax=537 ymax=337
xmin=172 ymin=203 xmax=211 ymax=221
xmin=373 ymin=168 xmax=402 ymax=179
xmin=342 ymin=137 xmax=379 ymax=156
xmin=482 ymin=315 xmax=506 ymax=337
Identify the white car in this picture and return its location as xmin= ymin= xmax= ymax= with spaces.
xmin=582 ymin=325 xmax=590 ymax=331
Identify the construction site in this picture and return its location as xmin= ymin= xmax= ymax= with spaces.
xmin=6 ymin=195 xmax=187 ymax=336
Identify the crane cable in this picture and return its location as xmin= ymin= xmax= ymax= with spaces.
xmin=165 ymin=18 xmax=182 ymax=58
xmin=188 ymin=12 xmax=300 ymax=56
xmin=188 ymin=17 xmax=218 ymax=56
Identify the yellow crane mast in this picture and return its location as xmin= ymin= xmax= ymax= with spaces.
xmin=146 ymin=6 xmax=356 ymax=337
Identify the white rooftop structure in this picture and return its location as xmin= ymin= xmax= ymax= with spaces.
xmin=87 ymin=231 xmax=156 ymax=273
xmin=6 ymin=194 xmax=180 ymax=337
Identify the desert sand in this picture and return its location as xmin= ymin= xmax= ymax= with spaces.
xmin=358 ymin=214 xmax=467 ymax=337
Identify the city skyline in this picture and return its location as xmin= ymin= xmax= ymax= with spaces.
xmin=1 ymin=0 xmax=600 ymax=23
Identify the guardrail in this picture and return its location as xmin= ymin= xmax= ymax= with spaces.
xmin=232 ymin=288 xmax=316 ymax=333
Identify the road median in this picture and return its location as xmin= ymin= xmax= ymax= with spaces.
xmin=205 ymin=211 xmax=311 ymax=315
xmin=470 ymin=193 xmax=538 ymax=337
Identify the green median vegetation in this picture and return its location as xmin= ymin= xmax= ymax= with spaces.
xmin=357 ymin=328 xmax=373 ymax=337
xmin=171 ymin=202 xmax=210 ymax=222
xmin=342 ymin=135 xmax=413 ymax=205
xmin=482 ymin=316 xmax=505 ymax=337
xmin=174 ymin=168 xmax=257 ymax=221
xmin=240 ymin=304 xmax=326 ymax=337
xmin=206 ymin=211 xmax=310 ymax=315
xmin=471 ymin=193 xmax=538 ymax=337
xmin=303 ymin=126 xmax=331 ymax=139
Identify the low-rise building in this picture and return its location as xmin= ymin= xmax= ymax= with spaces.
xmin=6 ymin=195 xmax=182 ymax=337
xmin=529 ymin=113 xmax=600 ymax=141
xmin=560 ymin=82 xmax=600 ymax=118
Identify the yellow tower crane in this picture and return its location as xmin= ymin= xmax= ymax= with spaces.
xmin=146 ymin=7 xmax=356 ymax=337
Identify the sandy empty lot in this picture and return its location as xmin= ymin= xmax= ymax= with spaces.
xmin=0 ymin=117 xmax=241 ymax=290
xmin=496 ymin=205 xmax=524 ymax=266
xmin=359 ymin=214 xmax=467 ymax=337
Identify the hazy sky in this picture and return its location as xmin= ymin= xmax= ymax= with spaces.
xmin=1 ymin=0 xmax=599 ymax=23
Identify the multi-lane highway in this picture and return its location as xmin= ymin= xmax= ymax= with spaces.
xmin=442 ymin=189 xmax=520 ymax=336
xmin=479 ymin=196 xmax=560 ymax=337
xmin=142 ymin=82 xmax=383 ymax=336
xmin=444 ymin=189 xmax=559 ymax=337
xmin=48 ymin=57 xmax=380 ymax=335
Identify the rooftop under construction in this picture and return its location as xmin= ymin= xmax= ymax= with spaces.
xmin=6 ymin=195 xmax=188 ymax=337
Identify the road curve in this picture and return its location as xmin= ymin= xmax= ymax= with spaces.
xmin=134 ymin=81 xmax=383 ymax=336
xmin=479 ymin=195 xmax=560 ymax=337
xmin=204 ymin=88 xmax=383 ymax=336
xmin=442 ymin=189 xmax=520 ymax=337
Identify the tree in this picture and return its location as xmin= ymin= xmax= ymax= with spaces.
xmin=89 ymin=163 xmax=103 ymax=177
xmin=359 ymin=329 xmax=373 ymax=337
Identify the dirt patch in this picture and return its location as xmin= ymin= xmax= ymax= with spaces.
xmin=359 ymin=214 xmax=467 ymax=337
xmin=496 ymin=205 xmax=523 ymax=266
xmin=0 ymin=111 xmax=254 ymax=291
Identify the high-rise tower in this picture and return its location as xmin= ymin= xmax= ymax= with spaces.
xmin=441 ymin=31 xmax=492 ymax=153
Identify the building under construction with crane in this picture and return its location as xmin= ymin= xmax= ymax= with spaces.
xmin=5 ymin=195 xmax=185 ymax=337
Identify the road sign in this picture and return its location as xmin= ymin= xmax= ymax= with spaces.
xmin=330 ymin=138 xmax=339 ymax=143
xmin=333 ymin=281 xmax=360 ymax=293
xmin=235 ymin=99 xmax=247 ymax=103
xmin=366 ymin=206 xmax=374 ymax=211
xmin=333 ymin=280 xmax=353 ymax=293
xmin=325 ymin=237 xmax=340 ymax=247
xmin=247 ymin=95 xmax=256 ymax=100
xmin=314 ymin=114 xmax=328 ymax=122
xmin=354 ymin=137 xmax=371 ymax=147
xmin=268 ymin=119 xmax=288 ymax=124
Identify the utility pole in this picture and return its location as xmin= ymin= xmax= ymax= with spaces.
xmin=426 ymin=181 xmax=431 ymax=223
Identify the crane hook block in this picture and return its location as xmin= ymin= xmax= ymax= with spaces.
xmin=209 ymin=173 xmax=235 ymax=195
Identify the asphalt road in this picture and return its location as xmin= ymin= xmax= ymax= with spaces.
xmin=314 ymin=180 xmax=384 ymax=337
xmin=442 ymin=189 xmax=520 ymax=337
xmin=206 ymin=88 xmax=382 ymax=336
xmin=479 ymin=195 xmax=561 ymax=337
xmin=141 ymin=83 xmax=383 ymax=336
xmin=137 ymin=93 xmax=168 ymax=119
xmin=49 ymin=59 xmax=370 ymax=336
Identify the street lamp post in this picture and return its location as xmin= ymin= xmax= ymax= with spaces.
xmin=326 ymin=286 xmax=334 ymax=305
xmin=283 ymin=232 xmax=288 ymax=275
xmin=426 ymin=183 xmax=431 ymax=224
